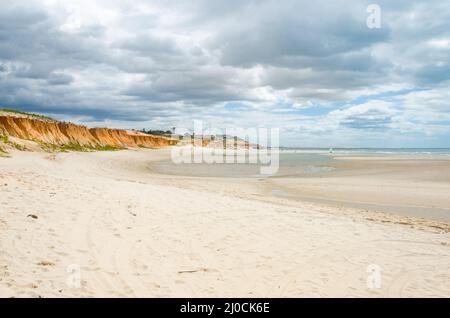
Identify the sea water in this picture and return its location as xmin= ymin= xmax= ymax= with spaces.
xmin=150 ymin=152 xmax=335 ymax=178
xmin=150 ymin=148 xmax=450 ymax=178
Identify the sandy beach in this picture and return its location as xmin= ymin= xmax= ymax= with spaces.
xmin=0 ymin=148 xmax=449 ymax=297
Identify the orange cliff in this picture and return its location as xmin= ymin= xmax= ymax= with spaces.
xmin=0 ymin=115 xmax=178 ymax=150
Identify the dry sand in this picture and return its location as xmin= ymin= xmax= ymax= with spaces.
xmin=0 ymin=149 xmax=449 ymax=297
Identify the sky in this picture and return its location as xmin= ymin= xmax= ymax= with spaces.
xmin=0 ymin=0 xmax=449 ymax=147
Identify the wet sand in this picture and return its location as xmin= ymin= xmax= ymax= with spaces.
xmin=151 ymin=151 xmax=450 ymax=222
xmin=266 ymin=154 xmax=450 ymax=222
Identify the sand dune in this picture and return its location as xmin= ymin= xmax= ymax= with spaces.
xmin=1 ymin=149 xmax=449 ymax=297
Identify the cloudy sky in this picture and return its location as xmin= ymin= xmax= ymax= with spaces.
xmin=0 ymin=0 xmax=449 ymax=147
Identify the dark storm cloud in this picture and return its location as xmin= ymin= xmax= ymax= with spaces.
xmin=213 ymin=9 xmax=390 ymax=67
xmin=122 ymin=66 xmax=257 ymax=105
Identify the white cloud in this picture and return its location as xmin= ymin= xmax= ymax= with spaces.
xmin=0 ymin=0 xmax=449 ymax=146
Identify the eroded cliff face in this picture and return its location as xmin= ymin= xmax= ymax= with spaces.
xmin=0 ymin=115 xmax=177 ymax=150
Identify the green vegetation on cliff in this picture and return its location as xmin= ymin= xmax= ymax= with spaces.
xmin=38 ymin=141 xmax=124 ymax=153
xmin=0 ymin=108 xmax=56 ymax=122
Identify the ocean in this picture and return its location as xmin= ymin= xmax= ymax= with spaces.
xmin=280 ymin=148 xmax=450 ymax=155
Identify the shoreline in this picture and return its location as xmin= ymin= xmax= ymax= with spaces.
xmin=148 ymin=149 xmax=450 ymax=224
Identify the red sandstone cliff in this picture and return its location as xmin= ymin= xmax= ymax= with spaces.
xmin=0 ymin=114 xmax=177 ymax=150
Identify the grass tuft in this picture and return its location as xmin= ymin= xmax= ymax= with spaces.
xmin=0 ymin=133 xmax=27 ymax=151
xmin=0 ymin=108 xmax=56 ymax=122
xmin=38 ymin=141 xmax=124 ymax=153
